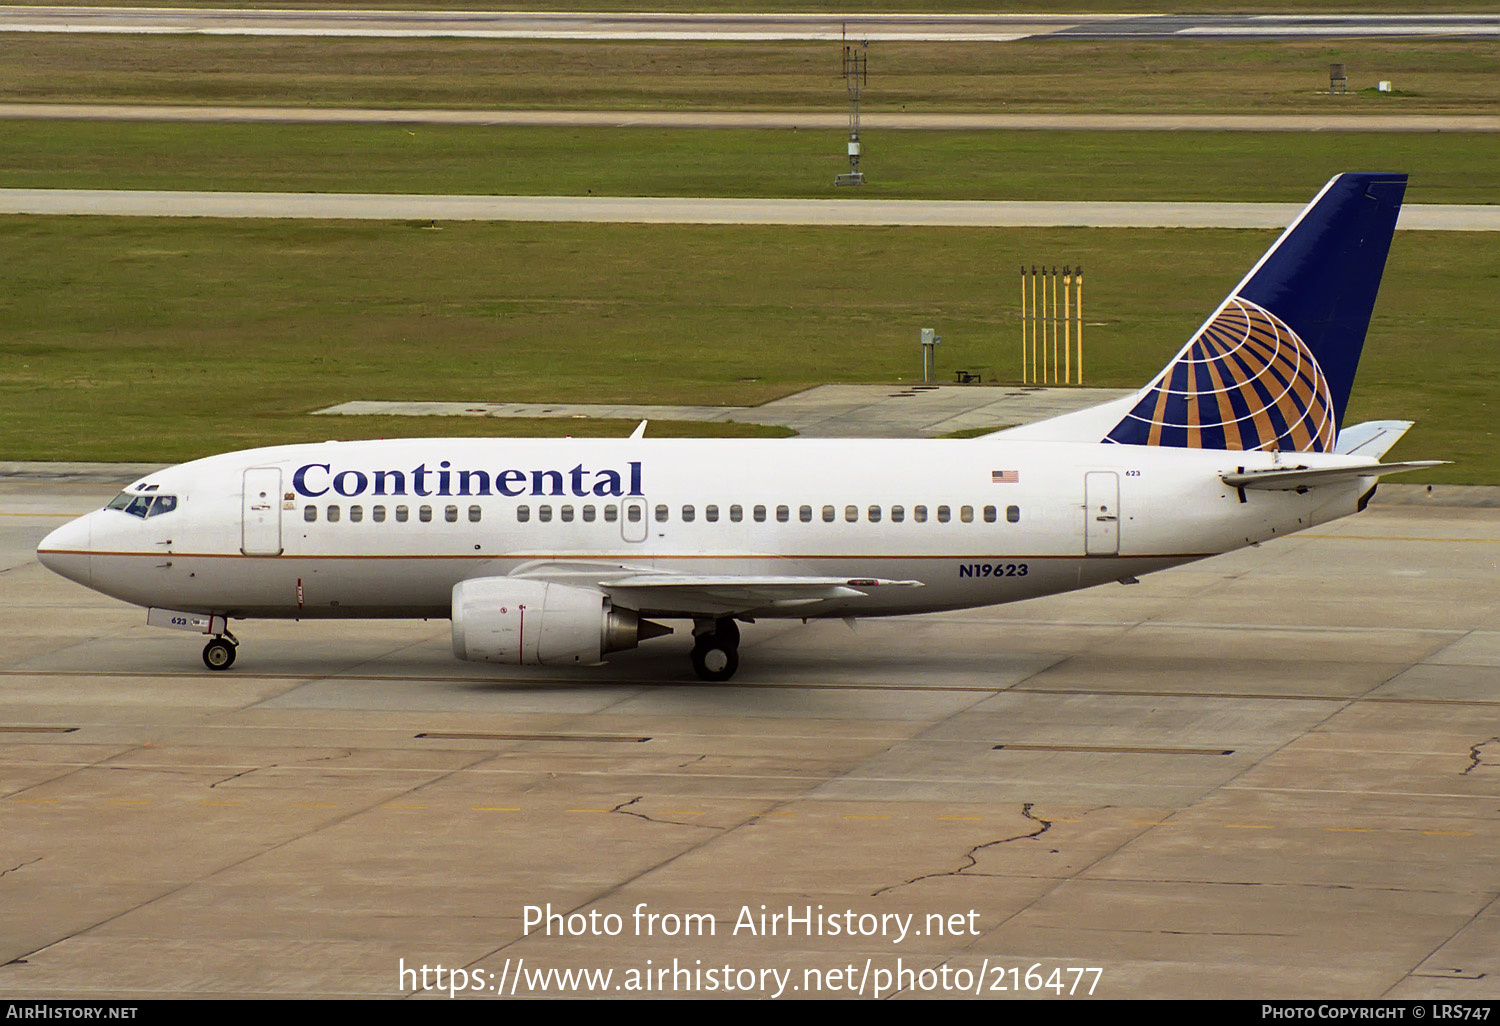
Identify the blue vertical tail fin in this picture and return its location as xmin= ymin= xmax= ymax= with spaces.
xmin=1103 ymin=172 xmax=1407 ymax=452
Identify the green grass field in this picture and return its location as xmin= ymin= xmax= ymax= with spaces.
xmin=4 ymin=36 xmax=1496 ymax=116
xmin=5 ymin=120 xmax=1498 ymax=204
xmin=1 ymin=217 xmax=1491 ymax=481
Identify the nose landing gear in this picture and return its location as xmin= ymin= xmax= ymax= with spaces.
xmin=203 ymin=632 xmax=238 ymax=671
xmin=690 ymin=617 xmax=740 ymax=682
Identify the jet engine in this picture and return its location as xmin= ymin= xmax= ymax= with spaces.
xmin=451 ymin=577 xmax=669 ymax=665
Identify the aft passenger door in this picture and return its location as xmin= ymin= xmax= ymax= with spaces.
xmin=242 ymin=467 xmax=283 ymax=556
xmin=1084 ymin=472 xmax=1120 ymax=556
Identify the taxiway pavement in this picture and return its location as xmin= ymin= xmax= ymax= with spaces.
xmin=4 ymin=9 xmax=1498 ymax=41
xmin=1 ymin=477 xmax=1497 ymax=999
xmin=4 ymin=189 xmax=1497 ymax=230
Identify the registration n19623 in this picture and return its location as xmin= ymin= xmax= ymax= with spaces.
xmin=958 ymin=563 xmax=1029 ymax=578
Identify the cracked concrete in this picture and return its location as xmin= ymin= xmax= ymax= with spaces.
xmin=873 ymin=803 xmax=1053 ymax=897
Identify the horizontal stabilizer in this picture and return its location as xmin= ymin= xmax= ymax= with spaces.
xmin=1334 ymin=420 xmax=1414 ymax=459
xmin=1222 ymin=460 xmax=1445 ymax=491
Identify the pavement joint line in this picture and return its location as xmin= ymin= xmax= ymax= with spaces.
xmin=3 ymin=669 xmax=1496 ymax=706
xmin=8 ymin=794 xmax=1497 ymax=838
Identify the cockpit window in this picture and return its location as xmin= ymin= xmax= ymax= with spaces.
xmin=106 ymin=491 xmax=178 ymax=519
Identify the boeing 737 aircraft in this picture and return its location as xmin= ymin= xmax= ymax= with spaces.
xmin=38 ymin=173 xmax=1439 ymax=681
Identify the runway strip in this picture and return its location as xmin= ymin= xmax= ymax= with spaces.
xmin=3 ymin=189 xmax=1495 ymax=230
xmin=6 ymin=104 xmax=1498 ymax=134
xmin=4 ymin=8 xmax=1499 ymax=41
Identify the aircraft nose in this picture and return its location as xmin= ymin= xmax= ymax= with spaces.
xmin=37 ymin=513 xmax=92 ymax=588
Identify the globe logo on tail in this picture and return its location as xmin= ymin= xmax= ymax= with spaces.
xmin=1104 ymin=297 xmax=1336 ymax=452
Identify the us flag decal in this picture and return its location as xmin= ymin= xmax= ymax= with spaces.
xmin=991 ymin=470 xmax=1020 ymax=484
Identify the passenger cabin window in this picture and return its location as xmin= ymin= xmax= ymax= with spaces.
xmin=682 ymin=505 xmax=696 ymax=523
xmin=890 ymin=505 xmax=905 ymax=523
xmin=1007 ymin=505 xmax=1021 ymax=523
xmin=822 ymin=505 xmax=835 ymax=523
xmin=419 ymin=505 xmax=433 ymax=523
xmin=799 ymin=505 xmax=812 ymax=523
xmin=349 ymin=505 xmax=363 ymax=523
xmin=868 ymin=505 xmax=881 ymax=523
xmin=396 ymin=505 xmax=410 ymax=523
xmin=754 ymin=505 xmax=767 ymax=523
xmin=304 ymin=505 xmax=317 ymax=522
xmin=626 ymin=505 xmax=641 ymax=523
xmin=845 ymin=505 xmax=858 ymax=523
xmin=445 ymin=505 xmax=459 ymax=523
xmin=937 ymin=505 xmax=951 ymax=523
xmin=655 ymin=504 xmax=669 ymax=522
xmin=538 ymin=506 xmax=552 ymax=523
xmin=468 ymin=505 xmax=482 ymax=523
xmin=960 ymin=505 xmax=974 ymax=523
xmin=516 ymin=505 xmax=530 ymax=523
xmin=913 ymin=505 xmax=928 ymax=523
xmin=705 ymin=505 xmax=719 ymax=523
xmin=327 ymin=505 xmax=341 ymax=523
xmin=582 ymin=505 xmax=596 ymax=522
xmin=730 ymin=505 xmax=743 ymax=523
xmin=560 ymin=505 xmax=574 ymax=523
xmin=983 ymin=505 xmax=997 ymax=523
xmin=777 ymin=505 xmax=790 ymax=523
xmin=605 ymin=505 xmax=620 ymax=523
xmin=373 ymin=505 xmax=387 ymax=523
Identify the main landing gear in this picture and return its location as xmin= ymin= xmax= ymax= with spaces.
xmin=690 ymin=617 xmax=740 ymax=682
xmin=202 ymin=632 xmax=239 ymax=671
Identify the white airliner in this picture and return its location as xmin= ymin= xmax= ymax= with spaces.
xmin=38 ymin=173 xmax=1439 ymax=681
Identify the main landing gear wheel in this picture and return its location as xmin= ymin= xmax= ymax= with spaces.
xmin=203 ymin=636 xmax=237 ymax=671
xmin=690 ymin=618 xmax=740 ymax=683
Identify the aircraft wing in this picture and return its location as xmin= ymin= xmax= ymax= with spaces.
xmin=507 ymin=561 xmax=921 ymax=616
xmin=603 ymin=574 xmax=921 ymax=615
xmin=1221 ymin=460 xmax=1445 ymax=491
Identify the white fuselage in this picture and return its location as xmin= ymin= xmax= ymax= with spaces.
xmin=38 ymin=436 xmax=1369 ymax=623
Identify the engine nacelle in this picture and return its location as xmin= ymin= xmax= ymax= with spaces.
xmin=451 ymin=577 xmax=656 ymax=666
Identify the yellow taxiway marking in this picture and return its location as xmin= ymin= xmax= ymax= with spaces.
xmin=11 ymin=797 xmax=59 ymax=803
xmin=1323 ymin=827 xmax=1375 ymax=833
xmin=843 ymin=814 xmax=892 ymax=820
xmin=473 ymin=806 xmax=521 ymax=812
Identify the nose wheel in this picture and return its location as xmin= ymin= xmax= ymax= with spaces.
xmin=203 ymin=634 xmax=238 ymax=671
xmin=690 ymin=618 xmax=740 ymax=682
